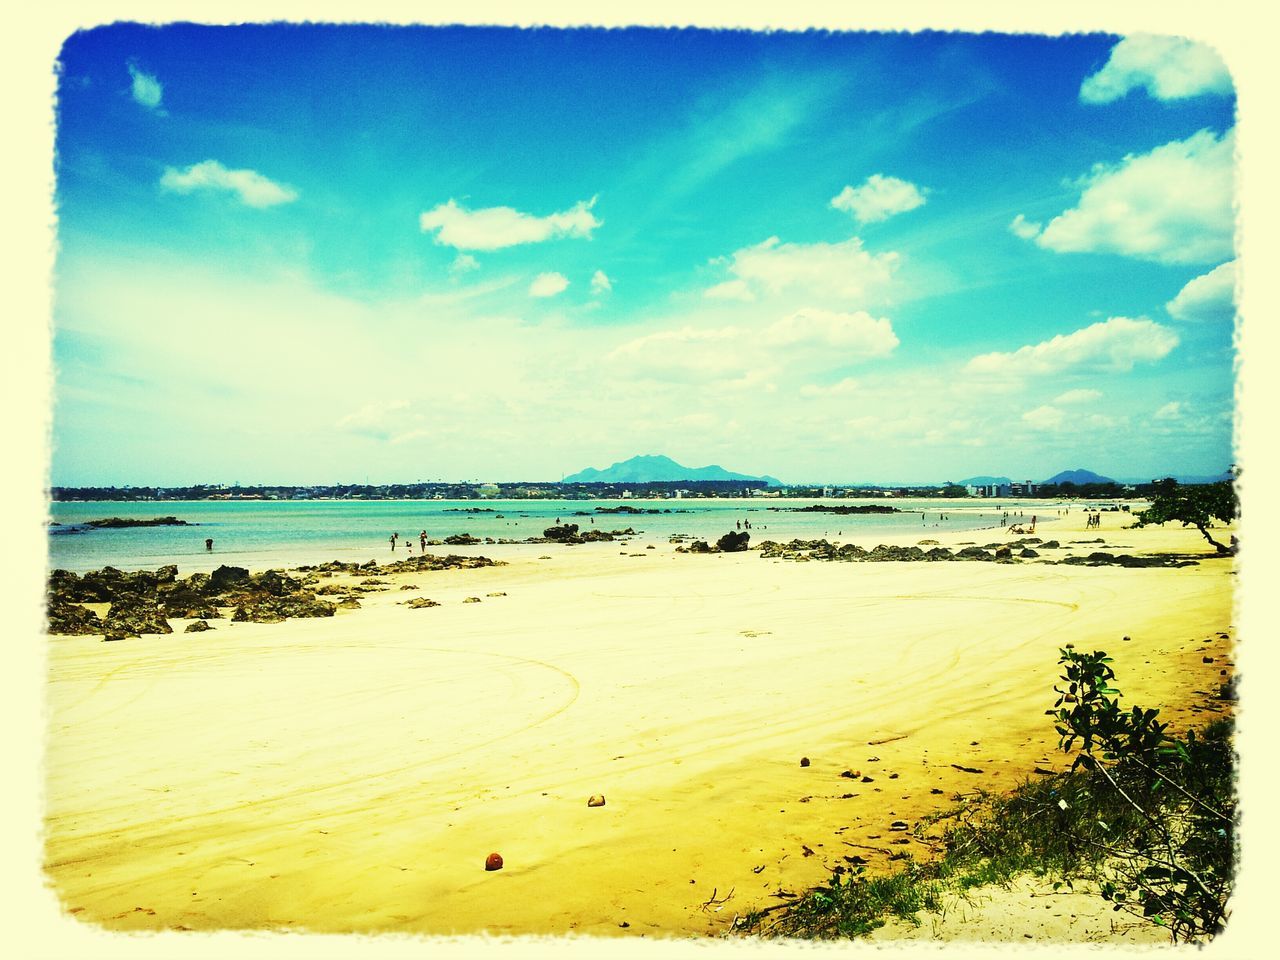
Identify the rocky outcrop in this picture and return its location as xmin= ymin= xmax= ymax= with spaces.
xmin=85 ymin=516 xmax=192 ymax=528
xmin=543 ymin=524 xmax=580 ymax=542
xmin=184 ymin=620 xmax=213 ymax=633
xmin=103 ymin=596 xmax=173 ymax=638
xmin=443 ymin=533 xmax=481 ymax=545
xmin=716 ymin=531 xmax=751 ymax=552
xmin=46 ymin=599 xmax=103 ymax=635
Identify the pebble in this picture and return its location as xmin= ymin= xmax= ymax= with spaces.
xmin=485 ymin=852 xmax=503 ymax=871
xmin=588 ymin=794 xmax=606 ymax=807
xmin=800 ymin=757 xmax=810 ymax=767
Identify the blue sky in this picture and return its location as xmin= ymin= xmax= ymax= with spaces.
xmin=51 ymin=25 xmax=1238 ymax=485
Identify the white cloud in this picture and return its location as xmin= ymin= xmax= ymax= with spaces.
xmin=335 ymin=400 xmax=410 ymax=440
xmin=1009 ymin=214 xmax=1042 ymax=240
xmin=160 ymin=160 xmax=298 ymax=208
xmin=711 ymin=235 xmax=898 ymax=303
xmin=590 ymin=270 xmax=612 ymax=295
xmin=529 ymin=272 xmax=570 ymax=298
xmin=830 ymin=174 xmax=927 ymax=224
xmin=1027 ymin=128 xmax=1234 ymax=265
xmin=801 ymin=377 xmax=859 ymax=398
xmin=703 ymin=279 xmax=754 ymax=301
xmin=127 ymin=61 xmax=163 ymax=110
xmin=1080 ymin=35 xmax=1232 ymax=104
xmin=450 ymin=253 xmax=479 ymax=275
xmin=763 ymin=308 xmax=898 ymax=356
xmin=1054 ymin=388 xmax=1102 ymax=405
xmin=607 ymin=326 xmax=745 ymax=381
xmin=1022 ymin=405 xmax=1066 ymax=430
xmin=1166 ymin=260 xmax=1236 ymax=322
xmin=1154 ymin=401 xmax=1184 ymax=420
xmin=966 ymin=316 xmax=1179 ymax=377
xmin=419 ymin=197 xmax=600 ymax=251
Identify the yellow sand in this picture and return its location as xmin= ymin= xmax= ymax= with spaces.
xmin=43 ymin=509 xmax=1236 ymax=938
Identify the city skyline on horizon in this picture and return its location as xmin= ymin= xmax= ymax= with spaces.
xmin=51 ymin=25 xmax=1238 ymax=487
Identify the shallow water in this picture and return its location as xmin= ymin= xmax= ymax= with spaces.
xmin=46 ymin=497 xmax=1071 ymax=573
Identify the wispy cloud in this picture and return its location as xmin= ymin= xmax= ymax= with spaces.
xmin=160 ymin=160 xmax=299 ymax=208
xmin=1166 ymin=261 xmax=1236 ymax=323
xmin=590 ymin=270 xmax=612 ymax=295
xmin=529 ymin=272 xmax=570 ymax=298
xmin=419 ymin=198 xmax=600 ymax=251
xmin=1080 ymin=35 xmax=1232 ymax=104
xmin=127 ymin=60 xmax=163 ymax=111
xmin=966 ymin=316 xmax=1179 ymax=377
xmin=1018 ymin=128 xmax=1234 ymax=265
xmin=1054 ymin=388 xmax=1102 ymax=405
xmin=830 ymin=174 xmax=927 ymax=224
xmin=334 ymin=400 xmax=411 ymax=441
xmin=709 ymin=235 xmax=898 ymax=305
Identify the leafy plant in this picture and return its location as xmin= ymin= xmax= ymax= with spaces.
xmin=1049 ymin=647 xmax=1236 ymax=941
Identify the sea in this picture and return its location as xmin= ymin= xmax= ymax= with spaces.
xmin=46 ymin=498 xmax=1077 ymax=574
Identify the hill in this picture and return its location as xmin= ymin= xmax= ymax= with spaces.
xmin=563 ymin=454 xmax=781 ymax=486
xmin=1042 ymin=468 xmax=1116 ymax=486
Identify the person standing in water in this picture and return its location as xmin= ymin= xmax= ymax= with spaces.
xmin=389 ymin=532 xmax=398 ymax=551
xmin=205 ymin=538 xmax=213 ymax=551
xmin=420 ymin=530 xmax=427 ymax=551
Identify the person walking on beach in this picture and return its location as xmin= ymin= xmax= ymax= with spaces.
xmin=420 ymin=531 xmax=427 ymax=551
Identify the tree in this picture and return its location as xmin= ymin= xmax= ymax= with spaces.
xmin=1131 ymin=475 xmax=1238 ymax=555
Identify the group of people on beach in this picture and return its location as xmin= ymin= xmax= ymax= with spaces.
xmin=1085 ymin=512 xmax=1103 ymax=529
xmin=389 ymin=531 xmax=429 ymax=552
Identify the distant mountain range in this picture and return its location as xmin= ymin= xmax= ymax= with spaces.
xmin=956 ymin=475 xmax=1012 ymax=487
xmin=563 ymin=454 xmax=782 ymax=486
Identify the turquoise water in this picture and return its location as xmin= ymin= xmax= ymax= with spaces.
xmin=46 ymin=498 xmax=1059 ymax=573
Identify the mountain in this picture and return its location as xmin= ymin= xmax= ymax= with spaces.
xmin=956 ymin=475 xmax=1012 ymax=487
xmin=1042 ymin=468 xmax=1116 ymax=486
xmin=563 ymin=454 xmax=781 ymax=486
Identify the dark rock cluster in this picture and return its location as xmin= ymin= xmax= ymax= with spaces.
xmin=753 ymin=537 xmax=1200 ymax=569
xmin=46 ymin=562 xmax=337 ymax=638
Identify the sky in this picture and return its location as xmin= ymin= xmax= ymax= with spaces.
xmin=50 ymin=25 xmax=1239 ymax=486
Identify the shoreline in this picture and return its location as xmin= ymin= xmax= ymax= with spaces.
xmin=43 ymin=510 xmax=1235 ymax=937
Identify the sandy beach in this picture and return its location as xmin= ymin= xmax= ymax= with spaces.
xmin=43 ymin=508 xmax=1236 ymax=938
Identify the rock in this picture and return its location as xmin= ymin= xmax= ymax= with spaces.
xmin=954 ymin=546 xmax=993 ymax=561
xmin=890 ymin=820 xmax=909 ymax=831
xmin=444 ymin=534 xmax=482 ymax=545
xmin=687 ymin=540 xmax=713 ymax=553
xmin=486 ymin=592 xmax=507 ymax=597
xmin=587 ymin=794 xmax=606 ymax=807
xmin=799 ymin=757 xmax=810 ymax=768
xmin=337 ymin=598 xmax=362 ymax=609
xmin=994 ymin=545 xmax=1013 ymax=560
xmin=157 ymin=583 xmax=221 ymax=619
xmin=208 ymin=565 xmax=251 ymax=592
xmin=46 ymin=599 xmax=103 ymax=635
xmin=716 ymin=530 xmax=751 ymax=552
xmin=405 ymin=597 xmax=440 ymax=609
xmin=103 ymin=596 xmax=173 ymax=636
xmin=1018 ymin=548 xmax=1039 ymax=558
xmin=463 ymin=597 xmax=481 ymax=603
xmin=184 ymin=619 xmax=213 ymax=633
xmin=485 ymin=852 xmax=503 ymax=871
xmin=542 ymin=524 xmax=580 ymax=542
xmin=232 ymin=593 xmax=336 ymax=623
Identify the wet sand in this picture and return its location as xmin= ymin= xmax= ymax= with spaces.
xmin=43 ymin=509 xmax=1235 ymax=938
